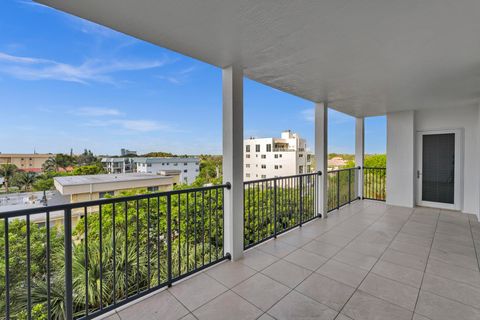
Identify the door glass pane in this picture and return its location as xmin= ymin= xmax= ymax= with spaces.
xmin=422 ymin=133 xmax=455 ymax=204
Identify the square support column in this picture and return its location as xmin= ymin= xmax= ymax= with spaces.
xmin=315 ymin=102 xmax=328 ymax=218
xmin=222 ymin=65 xmax=244 ymax=261
xmin=355 ymin=117 xmax=365 ymax=199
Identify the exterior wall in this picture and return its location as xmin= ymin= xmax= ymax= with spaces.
xmin=70 ymin=184 xmax=173 ymax=203
xmin=0 ymin=154 xmax=51 ymax=172
xmin=386 ymin=111 xmax=416 ymax=207
xmin=244 ymin=131 xmax=309 ymax=181
xmin=415 ymin=106 xmax=479 ymax=215
xmin=136 ymin=159 xmax=200 ymax=184
xmin=386 ymin=106 xmax=480 ymax=217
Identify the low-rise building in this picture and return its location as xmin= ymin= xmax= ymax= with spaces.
xmin=54 ymin=172 xmax=180 ymax=203
xmin=0 ymin=153 xmax=53 ymax=172
xmin=135 ymin=157 xmax=200 ymax=184
xmin=244 ymin=130 xmax=311 ymax=181
xmin=121 ymin=148 xmax=137 ymax=156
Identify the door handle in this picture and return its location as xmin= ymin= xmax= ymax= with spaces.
xmin=417 ymin=170 xmax=421 ymax=179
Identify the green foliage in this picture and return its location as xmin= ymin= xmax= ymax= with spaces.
xmin=12 ymin=172 xmax=37 ymax=192
xmin=193 ymin=155 xmax=222 ymax=186
xmin=364 ymin=154 xmax=386 ymax=168
xmin=0 ymin=164 xmax=18 ymax=193
xmin=72 ymin=165 xmax=105 ymax=176
xmin=76 ymin=150 xmax=98 ymax=167
xmin=42 ymin=154 xmax=76 ymax=172
xmin=141 ymin=151 xmax=176 ymax=158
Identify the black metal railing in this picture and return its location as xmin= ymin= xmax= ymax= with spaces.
xmin=243 ymin=172 xmax=321 ymax=249
xmin=0 ymin=184 xmax=230 ymax=320
xmin=327 ymin=167 xmax=360 ymax=212
xmin=363 ymin=167 xmax=386 ymax=201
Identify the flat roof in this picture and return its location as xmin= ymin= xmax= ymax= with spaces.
xmin=54 ymin=173 xmax=172 ymax=186
xmin=134 ymin=157 xmax=200 ymax=164
xmin=0 ymin=153 xmax=53 ymax=157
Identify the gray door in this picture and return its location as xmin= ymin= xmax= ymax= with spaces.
xmin=421 ymin=133 xmax=455 ymax=204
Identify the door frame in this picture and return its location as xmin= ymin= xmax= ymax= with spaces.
xmin=416 ymin=129 xmax=463 ymax=210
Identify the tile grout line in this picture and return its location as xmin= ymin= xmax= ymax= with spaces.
xmin=468 ymin=217 xmax=480 ymax=272
xmin=410 ymin=209 xmax=440 ymax=320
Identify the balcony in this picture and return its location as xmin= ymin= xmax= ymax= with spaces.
xmin=97 ymin=200 xmax=480 ymax=320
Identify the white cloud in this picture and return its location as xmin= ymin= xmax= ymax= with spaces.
xmin=71 ymin=107 xmax=124 ymax=117
xmin=0 ymin=52 xmax=169 ymax=85
xmin=157 ymin=66 xmax=196 ymax=85
xmin=85 ymin=119 xmax=170 ymax=133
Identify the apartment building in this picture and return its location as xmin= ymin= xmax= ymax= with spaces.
xmin=101 ymin=157 xmax=136 ymax=174
xmin=135 ymin=157 xmax=200 ymax=184
xmin=244 ymin=130 xmax=311 ymax=181
xmin=0 ymin=153 xmax=52 ymax=172
xmin=120 ymin=148 xmax=137 ymax=156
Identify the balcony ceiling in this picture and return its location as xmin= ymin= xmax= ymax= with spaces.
xmin=37 ymin=0 xmax=480 ymax=117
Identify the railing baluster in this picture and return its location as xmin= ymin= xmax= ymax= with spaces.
xmin=64 ymin=209 xmax=73 ymax=320
xmin=273 ymin=179 xmax=277 ymax=238
xmin=147 ymin=198 xmax=151 ymax=289
xmin=99 ymin=205 xmax=103 ymax=310
xmin=46 ymin=211 xmax=51 ymax=319
xmin=26 ymin=214 xmax=31 ymax=320
xmin=4 ymin=217 xmax=9 ymax=320
xmin=167 ymin=194 xmax=173 ymax=286
xmin=84 ymin=207 xmax=89 ymax=317
xmin=136 ymin=200 xmax=140 ymax=293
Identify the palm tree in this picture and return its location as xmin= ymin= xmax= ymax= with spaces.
xmin=0 ymin=163 xmax=18 ymax=194
xmin=14 ymin=171 xmax=37 ymax=192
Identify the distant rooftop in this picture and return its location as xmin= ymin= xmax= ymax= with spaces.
xmin=54 ymin=173 xmax=173 ymax=186
xmin=133 ymin=157 xmax=200 ymax=163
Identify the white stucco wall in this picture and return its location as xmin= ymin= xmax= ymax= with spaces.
xmin=386 ymin=106 xmax=480 ymax=216
xmin=386 ymin=111 xmax=416 ymax=208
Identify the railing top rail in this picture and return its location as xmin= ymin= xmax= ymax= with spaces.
xmin=327 ymin=167 xmax=361 ymax=173
xmin=244 ymin=171 xmax=322 ymax=184
xmin=363 ymin=167 xmax=386 ymax=169
xmin=0 ymin=183 xmax=230 ymax=219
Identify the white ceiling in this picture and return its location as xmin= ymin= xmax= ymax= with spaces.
xmin=37 ymin=0 xmax=480 ymax=117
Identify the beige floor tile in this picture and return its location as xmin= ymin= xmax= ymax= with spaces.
xmin=169 ymin=273 xmax=227 ymax=311
xmin=283 ymin=248 xmax=328 ymax=271
xmin=267 ymin=291 xmax=337 ymax=320
xmin=257 ymin=239 xmax=297 ymax=258
xmin=343 ymin=291 xmax=413 ymax=320
xmin=257 ymin=314 xmax=275 ymax=320
xmin=179 ymin=314 xmax=196 ymax=320
xmin=389 ymin=239 xmax=431 ymax=259
xmin=372 ymin=260 xmax=424 ymax=288
xmin=261 ymin=259 xmax=312 ymax=288
xmin=296 ymin=273 xmax=355 ymax=311
xmin=415 ymin=291 xmax=480 ymax=320
xmin=302 ymin=240 xmax=343 ymax=258
xmin=193 ymin=291 xmax=262 ymax=320
xmin=359 ymin=273 xmax=419 ymax=311
xmin=232 ymin=273 xmax=290 ymax=311
xmin=316 ymin=259 xmax=368 ymax=288
xmin=239 ymin=248 xmax=279 ymax=271
xmin=422 ymin=273 xmax=480 ymax=308
xmin=206 ymin=261 xmax=256 ymax=288
xmin=381 ymin=249 xmax=428 ymax=271
xmin=333 ymin=249 xmax=378 ymax=271
xmin=118 ymin=291 xmax=189 ymax=320
xmin=429 ymin=247 xmax=479 ymax=271
xmin=426 ymin=258 xmax=480 ymax=288
xmin=277 ymin=229 xmax=316 ymax=247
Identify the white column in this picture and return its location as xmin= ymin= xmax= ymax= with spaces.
xmin=355 ymin=117 xmax=365 ymax=199
xmin=315 ymin=102 xmax=328 ymax=218
xmin=222 ymin=64 xmax=244 ymax=261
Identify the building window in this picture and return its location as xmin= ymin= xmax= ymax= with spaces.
xmin=261 ymin=164 xmax=266 ymax=169
xmin=274 ymin=154 xmax=278 ymax=159
xmin=147 ymin=163 xmax=152 ymax=167
xmin=246 ymin=164 xmax=250 ymax=168
xmin=267 ymin=144 xmax=272 ymax=152
xmin=261 ymin=175 xmax=266 ymax=179
xmin=299 ymin=154 xmax=303 ymax=158
xmin=99 ymin=191 xmax=114 ymax=198
xmin=246 ymin=173 xmax=250 ymax=178
xmin=299 ymin=165 xmax=304 ymax=174
xmin=184 ymin=162 xmax=188 ymax=165
xmin=246 ymin=154 xmax=250 ymax=158
xmin=261 ymin=154 xmax=266 ymax=159
xmin=255 ymin=144 xmax=260 ymax=152
xmin=275 ymin=165 xmax=279 ymax=169
xmin=279 ymin=154 xmax=282 ymax=158
xmin=174 ymin=163 xmax=178 ymax=166
xmin=246 ymin=145 xmax=250 ymax=152
xmin=148 ymin=186 xmax=159 ymax=192
xmin=184 ymin=169 xmax=188 ymax=173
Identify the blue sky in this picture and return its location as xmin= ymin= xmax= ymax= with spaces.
xmin=0 ymin=1 xmax=386 ymax=155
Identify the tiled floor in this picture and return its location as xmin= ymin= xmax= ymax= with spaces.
xmin=101 ymin=200 xmax=480 ymax=320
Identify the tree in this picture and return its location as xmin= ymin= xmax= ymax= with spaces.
xmin=72 ymin=165 xmax=105 ymax=176
xmin=364 ymin=154 xmax=386 ymax=168
xmin=42 ymin=154 xmax=76 ymax=172
xmin=76 ymin=150 xmax=98 ymax=166
xmin=12 ymin=171 xmax=37 ymax=192
xmin=0 ymin=163 xmax=18 ymax=193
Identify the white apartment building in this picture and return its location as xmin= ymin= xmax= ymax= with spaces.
xmin=135 ymin=157 xmax=200 ymax=184
xmin=101 ymin=158 xmax=135 ymax=174
xmin=244 ymin=130 xmax=311 ymax=181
